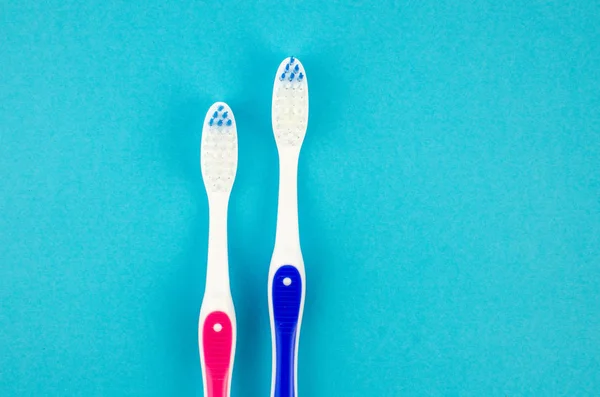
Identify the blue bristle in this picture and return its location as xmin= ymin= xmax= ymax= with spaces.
xmin=294 ymin=64 xmax=299 ymax=72
xmin=226 ymin=119 xmax=232 ymax=126
xmin=213 ymin=111 xmax=218 ymax=118
xmin=217 ymin=119 xmax=223 ymax=126
xmin=289 ymin=73 xmax=295 ymax=81
xmin=298 ymin=73 xmax=304 ymax=80
xmin=280 ymin=73 xmax=286 ymax=80
xmin=290 ymin=56 xmax=295 ymax=63
xmin=285 ymin=64 xmax=290 ymax=71
xmin=222 ymin=111 xmax=228 ymax=118
xmin=209 ymin=118 xmax=214 ymax=126
xmin=217 ymin=105 xmax=224 ymax=111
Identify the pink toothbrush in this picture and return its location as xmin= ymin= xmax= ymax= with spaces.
xmin=198 ymin=102 xmax=238 ymax=397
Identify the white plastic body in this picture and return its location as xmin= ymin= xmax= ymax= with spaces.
xmin=268 ymin=148 xmax=306 ymax=397
xmin=198 ymin=196 xmax=236 ymax=397
xmin=269 ymin=57 xmax=309 ymax=397
xmin=198 ymin=102 xmax=238 ymax=397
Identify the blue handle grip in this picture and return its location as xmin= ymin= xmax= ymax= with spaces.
xmin=272 ymin=265 xmax=303 ymax=397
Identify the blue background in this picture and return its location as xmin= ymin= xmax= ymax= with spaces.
xmin=1 ymin=1 xmax=599 ymax=396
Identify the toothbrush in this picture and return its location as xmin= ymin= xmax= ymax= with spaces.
xmin=269 ymin=56 xmax=309 ymax=397
xmin=198 ymin=102 xmax=238 ymax=397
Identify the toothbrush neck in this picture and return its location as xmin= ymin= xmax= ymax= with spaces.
xmin=206 ymin=198 xmax=230 ymax=295
xmin=274 ymin=151 xmax=301 ymax=257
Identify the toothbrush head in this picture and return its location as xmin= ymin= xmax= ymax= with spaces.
xmin=200 ymin=102 xmax=238 ymax=195
xmin=272 ymin=56 xmax=309 ymax=149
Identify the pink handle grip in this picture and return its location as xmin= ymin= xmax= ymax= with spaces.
xmin=201 ymin=311 xmax=234 ymax=397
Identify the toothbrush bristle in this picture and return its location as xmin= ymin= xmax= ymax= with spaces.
xmin=201 ymin=103 xmax=238 ymax=194
xmin=272 ymin=57 xmax=308 ymax=147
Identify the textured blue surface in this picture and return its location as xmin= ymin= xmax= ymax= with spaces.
xmin=272 ymin=266 xmax=303 ymax=397
xmin=1 ymin=1 xmax=600 ymax=396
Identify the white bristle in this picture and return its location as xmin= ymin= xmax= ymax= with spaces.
xmin=200 ymin=102 xmax=238 ymax=194
xmin=272 ymin=57 xmax=309 ymax=148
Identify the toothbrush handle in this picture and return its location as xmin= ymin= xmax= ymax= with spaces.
xmin=271 ymin=265 xmax=304 ymax=397
xmin=201 ymin=311 xmax=234 ymax=397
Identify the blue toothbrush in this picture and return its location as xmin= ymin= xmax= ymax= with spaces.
xmin=268 ymin=56 xmax=309 ymax=397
